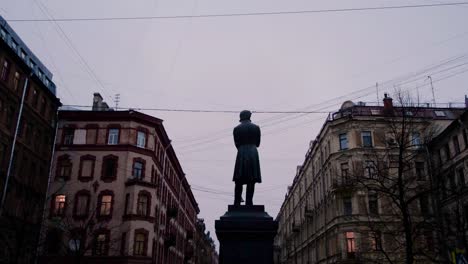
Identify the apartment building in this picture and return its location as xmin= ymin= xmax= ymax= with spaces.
xmin=0 ymin=16 xmax=61 ymax=264
xmin=275 ymin=95 xmax=467 ymax=264
xmin=39 ymin=94 xmax=201 ymax=264
xmin=428 ymin=109 xmax=468 ymax=262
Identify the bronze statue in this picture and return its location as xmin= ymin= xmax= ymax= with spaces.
xmin=233 ymin=110 xmax=261 ymax=206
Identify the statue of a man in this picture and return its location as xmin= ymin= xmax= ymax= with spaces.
xmin=233 ymin=110 xmax=261 ymax=206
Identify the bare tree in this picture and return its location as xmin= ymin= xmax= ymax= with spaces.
xmin=346 ymin=91 xmax=447 ymax=264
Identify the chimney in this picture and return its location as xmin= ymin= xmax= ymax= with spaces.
xmin=383 ymin=93 xmax=394 ymax=116
xmin=92 ymin=93 xmax=110 ymax=111
xmin=465 ymin=95 xmax=468 ymax=109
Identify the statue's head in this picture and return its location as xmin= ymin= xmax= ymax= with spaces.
xmin=239 ymin=110 xmax=252 ymax=122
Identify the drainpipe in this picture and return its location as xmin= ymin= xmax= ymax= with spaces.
xmin=0 ymin=71 xmax=32 ymax=216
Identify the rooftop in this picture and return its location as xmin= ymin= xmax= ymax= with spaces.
xmin=0 ymin=15 xmax=56 ymax=94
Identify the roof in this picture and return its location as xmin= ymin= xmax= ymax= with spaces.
xmin=0 ymin=15 xmax=56 ymax=94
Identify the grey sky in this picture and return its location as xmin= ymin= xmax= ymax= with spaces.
xmin=3 ymin=0 xmax=468 ymax=248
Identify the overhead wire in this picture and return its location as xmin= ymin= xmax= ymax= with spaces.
xmin=6 ymin=2 xmax=468 ymax=23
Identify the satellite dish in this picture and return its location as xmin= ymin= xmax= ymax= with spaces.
xmin=340 ymin=101 xmax=355 ymax=110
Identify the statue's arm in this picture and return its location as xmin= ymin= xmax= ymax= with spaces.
xmin=234 ymin=129 xmax=240 ymax=149
xmin=256 ymin=126 xmax=261 ymax=147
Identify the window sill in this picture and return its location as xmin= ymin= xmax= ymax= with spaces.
xmin=125 ymin=179 xmax=157 ymax=189
xmin=122 ymin=214 xmax=155 ymax=223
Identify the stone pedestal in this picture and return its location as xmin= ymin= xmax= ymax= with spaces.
xmin=215 ymin=205 xmax=278 ymax=264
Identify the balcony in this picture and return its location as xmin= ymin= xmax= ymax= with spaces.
xmin=332 ymin=178 xmax=356 ymax=192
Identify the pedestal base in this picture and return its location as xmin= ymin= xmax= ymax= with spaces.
xmin=215 ymin=205 xmax=278 ymax=264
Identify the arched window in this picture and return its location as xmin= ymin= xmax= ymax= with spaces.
xmin=132 ymin=158 xmax=146 ymax=180
xmin=137 ymin=191 xmax=151 ymax=216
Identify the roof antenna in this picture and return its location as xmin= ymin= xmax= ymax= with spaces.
xmin=427 ymin=76 xmax=436 ymax=107
xmin=376 ymin=82 xmax=379 ymax=106
xmin=114 ymin=93 xmax=121 ymax=110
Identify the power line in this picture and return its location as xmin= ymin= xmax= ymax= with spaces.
xmin=60 ymin=106 xmax=333 ymax=114
xmin=6 ymin=2 xmax=468 ymax=23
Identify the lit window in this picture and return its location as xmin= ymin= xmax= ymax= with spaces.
xmin=346 ymin=232 xmax=356 ymax=258
xmin=134 ymin=233 xmax=146 ymax=256
xmin=362 ymin=131 xmax=373 ymax=147
xmin=94 ymin=233 xmax=109 ymax=256
xmin=137 ymin=131 xmax=146 ymax=148
xmin=339 ymin=133 xmax=348 ymax=150
xmin=434 ymin=110 xmax=446 ymax=117
xmin=99 ymin=195 xmax=113 ymax=216
xmin=107 ymin=128 xmax=119 ymax=145
xmin=133 ymin=161 xmax=144 ymax=180
xmin=53 ymin=195 xmax=66 ymax=216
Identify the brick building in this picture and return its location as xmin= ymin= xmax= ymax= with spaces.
xmin=40 ymin=94 xmax=205 ymax=264
xmin=274 ymin=96 xmax=467 ymax=263
xmin=0 ymin=16 xmax=61 ymax=263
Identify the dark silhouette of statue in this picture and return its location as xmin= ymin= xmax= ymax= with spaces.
xmin=233 ymin=110 xmax=261 ymax=206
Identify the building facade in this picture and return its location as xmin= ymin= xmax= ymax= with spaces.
xmin=194 ymin=219 xmax=218 ymax=264
xmin=39 ymin=94 xmax=209 ymax=264
xmin=428 ymin=109 xmax=468 ymax=262
xmin=274 ymin=96 xmax=467 ymax=264
xmin=0 ymin=16 xmax=61 ymax=264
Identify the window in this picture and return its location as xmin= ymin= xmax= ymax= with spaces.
xmin=94 ymin=231 xmax=109 ymax=256
xmin=31 ymin=88 xmax=39 ymax=108
xmin=370 ymin=109 xmax=381 ymax=115
xmin=370 ymin=231 xmax=382 ymax=251
xmin=52 ymin=195 xmax=66 ymax=217
xmin=134 ymin=230 xmax=148 ymax=256
xmin=339 ymin=133 xmax=348 ymax=150
xmin=40 ymin=96 xmax=47 ymax=115
xmin=63 ymin=128 xmax=75 ymax=145
xmin=434 ymin=110 xmax=446 ymax=117
xmin=133 ymin=160 xmax=144 ymax=180
xmin=79 ymin=155 xmax=95 ymax=181
xmin=0 ymin=27 xmax=6 ymax=40
xmin=463 ymin=129 xmax=468 ymax=149
xmin=365 ymin=160 xmax=376 ymax=179
xmin=458 ymin=168 xmax=465 ymax=187
xmin=1 ymin=60 xmax=10 ymax=81
xmin=20 ymin=49 xmax=26 ymax=60
xmin=343 ymin=196 xmax=352 ymax=216
xmin=341 ymin=162 xmax=349 ymax=183
xmin=13 ymin=72 xmax=20 ymax=91
xmin=11 ymin=40 xmax=17 ymax=51
xmin=74 ymin=191 xmax=90 ymax=218
xmin=412 ymin=132 xmax=421 ymax=148
xmin=419 ymin=195 xmax=429 ymax=215
xmin=453 ymin=136 xmax=461 ymax=155
xmin=98 ymin=191 xmax=113 ymax=217
xmin=107 ymin=128 xmax=119 ymax=145
xmin=362 ymin=131 xmax=373 ymax=147
xmin=346 ymin=232 xmax=356 ymax=258
xmin=56 ymin=155 xmax=72 ymax=180
xmin=444 ymin=144 xmax=451 ymax=161
xmin=101 ymin=155 xmax=118 ymax=181
xmin=368 ymin=191 xmax=379 ymax=215
xmin=137 ymin=192 xmax=150 ymax=216
xmin=416 ymin=162 xmax=425 ymax=181
xmin=137 ymin=131 xmax=146 ymax=148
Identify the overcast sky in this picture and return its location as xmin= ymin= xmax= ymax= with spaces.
xmin=3 ymin=0 xmax=468 ymax=248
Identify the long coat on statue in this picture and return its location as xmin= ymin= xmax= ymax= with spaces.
xmin=233 ymin=120 xmax=262 ymax=184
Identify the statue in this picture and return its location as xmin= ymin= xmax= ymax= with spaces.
xmin=233 ymin=110 xmax=261 ymax=206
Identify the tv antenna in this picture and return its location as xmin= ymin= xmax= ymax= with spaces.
xmin=114 ymin=94 xmax=121 ymax=110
